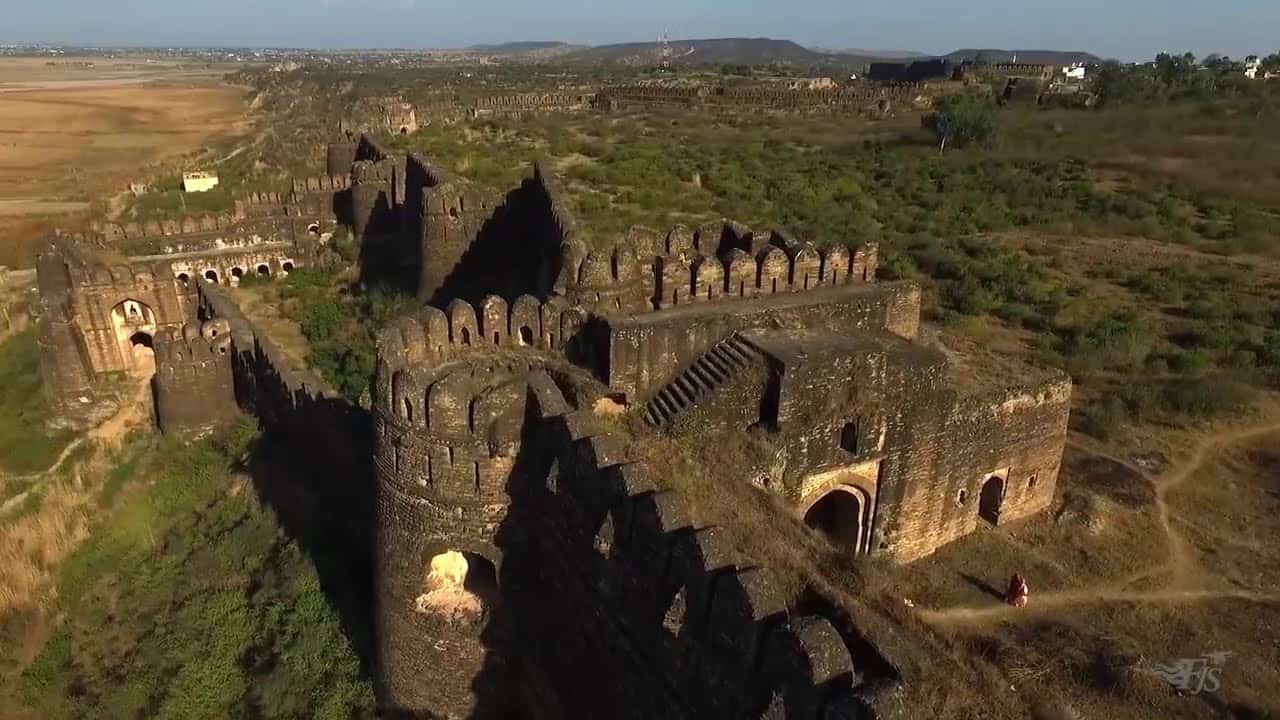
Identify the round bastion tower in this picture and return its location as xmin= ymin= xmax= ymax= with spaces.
xmin=370 ymin=310 xmax=540 ymax=717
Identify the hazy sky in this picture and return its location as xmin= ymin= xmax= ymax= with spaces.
xmin=4 ymin=0 xmax=1277 ymax=61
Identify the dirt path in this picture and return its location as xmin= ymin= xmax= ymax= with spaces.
xmin=918 ymin=417 xmax=1280 ymax=630
xmin=0 ymin=374 xmax=151 ymax=515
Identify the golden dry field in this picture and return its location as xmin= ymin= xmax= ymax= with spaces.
xmin=0 ymin=58 xmax=248 ymax=266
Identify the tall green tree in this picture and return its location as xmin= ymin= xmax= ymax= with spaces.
xmin=922 ymin=94 xmax=998 ymax=153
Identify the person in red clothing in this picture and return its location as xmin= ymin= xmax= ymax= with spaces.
xmin=1006 ymin=573 xmax=1029 ymax=608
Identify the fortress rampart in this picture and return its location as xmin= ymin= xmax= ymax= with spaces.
xmin=595 ymin=83 xmax=925 ymax=114
xmin=415 ymin=158 xmax=571 ymax=305
xmin=373 ymin=364 xmax=887 ymax=717
xmin=152 ymin=319 xmax=239 ymax=438
xmin=601 ymin=280 xmax=922 ymax=401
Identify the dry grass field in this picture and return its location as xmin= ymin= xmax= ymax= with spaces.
xmin=0 ymin=58 xmax=248 ymax=267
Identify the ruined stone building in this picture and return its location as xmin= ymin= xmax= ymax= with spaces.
xmin=34 ymin=133 xmax=1070 ymax=718
xmin=32 ymin=182 xmax=332 ymax=425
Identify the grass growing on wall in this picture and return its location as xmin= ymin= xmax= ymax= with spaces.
xmin=16 ymin=421 xmax=375 ymax=719
xmin=0 ymin=332 xmax=73 ymax=475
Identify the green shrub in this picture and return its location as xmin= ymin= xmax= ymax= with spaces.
xmin=922 ymin=94 xmax=1000 ymax=152
xmin=1160 ymin=375 xmax=1251 ymax=417
xmin=20 ymin=425 xmax=375 ymax=718
xmin=0 ymin=332 xmax=73 ymax=474
xmin=1074 ymin=396 xmax=1130 ymax=440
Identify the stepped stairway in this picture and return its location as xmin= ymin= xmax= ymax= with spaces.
xmin=643 ymin=334 xmax=763 ymax=428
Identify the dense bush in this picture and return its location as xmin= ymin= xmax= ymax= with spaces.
xmin=922 ymin=93 xmax=999 ymax=152
xmin=282 ymin=267 xmax=415 ymax=401
xmin=19 ymin=424 xmax=374 ymax=718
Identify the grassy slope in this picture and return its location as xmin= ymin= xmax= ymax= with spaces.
xmin=0 ymin=332 xmax=72 ymax=475
xmin=14 ymin=422 xmax=374 ymax=719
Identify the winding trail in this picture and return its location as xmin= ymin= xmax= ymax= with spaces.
xmin=918 ymin=418 xmax=1280 ymax=630
xmin=0 ymin=373 xmax=151 ymax=515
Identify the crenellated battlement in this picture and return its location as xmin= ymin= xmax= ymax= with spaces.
xmin=290 ymin=174 xmax=352 ymax=195
xmin=558 ymin=220 xmax=878 ymax=315
xmin=152 ymin=318 xmax=240 ymax=437
xmin=154 ymin=320 xmax=232 ymax=377
xmin=64 ymin=259 xmax=170 ymax=291
xmin=375 ymin=294 xmax=580 ymax=376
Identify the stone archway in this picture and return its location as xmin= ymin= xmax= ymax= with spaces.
xmin=979 ymin=475 xmax=1005 ymax=526
xmin=110 ymin=299 xmax=157 ymax=375
xmin=803 ymin=486 xmax=868 ymax=552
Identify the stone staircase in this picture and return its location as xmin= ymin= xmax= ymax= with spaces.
xmin=643 ymin=334 xmax=762 ymax=428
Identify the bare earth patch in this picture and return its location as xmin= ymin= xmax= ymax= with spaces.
xmin=0 ymin=58 xmax=247 ymax=266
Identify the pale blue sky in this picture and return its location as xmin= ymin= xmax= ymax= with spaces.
xmin=4 ymin=0 xmax=1277 ymax=61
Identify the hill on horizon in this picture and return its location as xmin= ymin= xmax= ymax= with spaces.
xmin=465 ymin=41 xmax=578 ymax=53
xmin=466 ymin=38 xmax=1102 ymax=69
xmin=558 ymin=37 xmax=877 ymax=68
xmin=942 ymin=48 xmax=1102 ymax=65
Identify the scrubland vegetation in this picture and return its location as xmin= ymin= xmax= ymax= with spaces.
xmin=10 ymin=422 xmax=373 ymax=719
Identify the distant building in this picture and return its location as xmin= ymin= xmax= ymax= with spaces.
xmin=786 ymin=77 xmax=837 ymax=91
xmin=1062 ymin=62 xmax=1087 ymax=81
xmin=868 ymin=59 xmax=953 ymax=83
xmin=1245 ymin=55 xmax=1261 ymax=79
xmin=181 ymin=172 xmax=220 ymax=193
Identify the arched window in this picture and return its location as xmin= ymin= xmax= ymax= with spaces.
xmin=840 ymin=419 xmax=862 ymax=455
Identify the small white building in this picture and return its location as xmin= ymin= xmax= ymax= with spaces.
xmin=1244 ymin=55 xmax=1262 ymax=80
xmin=1062 ymin=62 xmax=1087 ymax=81
xmin=182 ymin=172 xmax=220 ymax=193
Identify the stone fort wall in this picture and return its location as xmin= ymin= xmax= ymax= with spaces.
xmin=600 ymin=280 xmax=920 ymax=402
xmin=595 ymin=83 xmax=924 ymax=114
xmin=877 ymin=376 xmax=1071 ymax=561
xmin=152 ymin=318 xmax=240 ymax=438
xmin=418 ymin=159 xmax=574 ymax=305
xmin=372 ymin=363 xmax=886 ymax=717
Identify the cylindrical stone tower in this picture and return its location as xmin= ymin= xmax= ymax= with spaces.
xmin=371 ymin=319 xmax=530 ymax=717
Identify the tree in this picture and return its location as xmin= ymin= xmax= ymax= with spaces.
xmin=922 ymin=94 xmax=998 ymax=153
